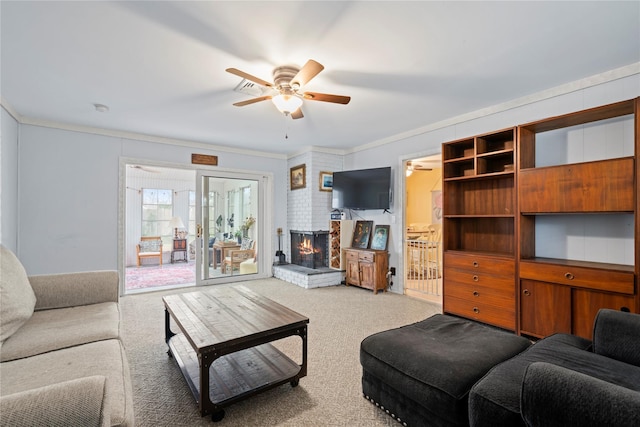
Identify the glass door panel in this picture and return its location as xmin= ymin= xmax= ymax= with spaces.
xmin=196 ymin=170 xmax=265 ymax=285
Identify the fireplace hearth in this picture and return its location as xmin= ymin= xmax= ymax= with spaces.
xmin=290 ymin=230 xmax=329 ymax=269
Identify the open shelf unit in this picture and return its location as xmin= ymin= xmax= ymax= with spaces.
xmin=517 ymin=98 xmax=639 ymax=339
xmin=442 ymin=128 xmax=517 ymax=331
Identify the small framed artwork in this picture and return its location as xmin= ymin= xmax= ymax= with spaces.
xmin=319 ymin=171 xmax=333 ymax=192
xmin=290 ymin=164 xmax=306 ymax=190
xmin=370 ymin=225 xmax=390 ymax=251
xmin=351 ymin=220 xmax=373 ymax=249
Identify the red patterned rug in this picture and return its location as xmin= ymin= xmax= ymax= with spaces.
xmin=125 ymin=262 xmax=196 ymax=290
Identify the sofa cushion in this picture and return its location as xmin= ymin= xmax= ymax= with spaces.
xmin=521 ymin=362 xmax=640 ymax=427
xmin=0 ymin=375 xmax=110 ymax=427
xmin=138 ymin=240 xmax=161 ymax=252
xmin=593 ymin=309 xmax=640 ymax=367
xmin=469 ymin=333 xmax=640 ymax=427
xmin=0 ymin=302 xmax=120 ymax=362
xmin=0 ymin=339 xmax=134 ymax=427
xmin=0 ymin=245 xmax=37 ymax=344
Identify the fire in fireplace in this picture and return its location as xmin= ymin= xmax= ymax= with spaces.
xmin=290 ymin=230 xmax=329 ymax=269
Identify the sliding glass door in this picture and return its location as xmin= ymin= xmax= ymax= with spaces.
xmin=195 ymin=170 xmax=268 ymax=285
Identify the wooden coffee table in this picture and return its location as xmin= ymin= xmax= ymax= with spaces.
xmin=163 ymin=285 xmax=309 ymax=422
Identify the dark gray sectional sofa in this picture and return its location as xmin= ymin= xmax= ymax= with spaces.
xmin=361 ymin=309 xmax=640 ymax=427
xmin=470 ymin=308 xmax=640 ymax=427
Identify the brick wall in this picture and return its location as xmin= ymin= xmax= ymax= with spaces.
xmin=286 ymin=151 xmax=343 ymax=257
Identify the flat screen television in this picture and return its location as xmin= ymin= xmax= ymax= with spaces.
xmin=331 ymin=167 xmax=392 ymax=210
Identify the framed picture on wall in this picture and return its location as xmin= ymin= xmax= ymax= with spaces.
xmin=370 ymin=225 xmax=390 ymax=251
xmin=290 ymin=164 xmax=306 ymax=190
xmin=319 ymin=171 xmax=333 ymax=192
xmin=351 ymin=220 xmax=373 ymax=249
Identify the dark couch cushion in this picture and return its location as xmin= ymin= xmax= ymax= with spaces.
xmin=361 ymin=314 xmax=531 ymax=426
xmin=521 ymin=362 xmax=640 ymax=427
xmin=469 ymin=333 xmax=640 ymax=427
xmin=593 ymin=309 xmax=640 ymax=367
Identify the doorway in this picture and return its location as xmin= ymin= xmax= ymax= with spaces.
xmin=404 ymin=154 xmax=443 ymax=303
xmin=121 ymin=161 xmax=271 ymax=294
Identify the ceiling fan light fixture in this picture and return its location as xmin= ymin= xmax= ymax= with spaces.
xmin=271 ymin=94 xmax=303 ymax=115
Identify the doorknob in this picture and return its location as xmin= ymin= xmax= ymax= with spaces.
xmin=197 ymin=224 xmax=202 ymax=238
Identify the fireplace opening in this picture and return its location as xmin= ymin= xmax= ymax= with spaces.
xmin=290 ymin=230 xmax=329 ymax=269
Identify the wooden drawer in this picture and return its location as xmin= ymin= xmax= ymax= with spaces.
xmin=445 ymin=268 xmax=514 ymax=288
xmin=445 ymin=296 xmax=515 ymax=330
xmin=345 ymin=250 xmax=358 ymax=261
xmin=519 ymin=261 xmax=635 ymax=294
xmin=359 ymin=251 xmax=375 ymax=262
xmin=444 ymin=252 xmax=515 ymax=275
xmin=444 ymin=279 xmax=515 ymax=307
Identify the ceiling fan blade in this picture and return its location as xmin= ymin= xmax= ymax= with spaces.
xmin=291 ymin=60 xmax=324 ymax=87
xmin=291 ymin=108 xmax=304 ymax=120
xmin=302 ymin=91 xmax=351 ymax=104
xmin=226 ymin=68 xmax=273 ymax=87
xmin=232 ymin=96 xmax=272 ymax=107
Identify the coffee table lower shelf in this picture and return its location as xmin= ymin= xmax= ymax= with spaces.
xmin=168 ymin=333 xmax=302 ymax=420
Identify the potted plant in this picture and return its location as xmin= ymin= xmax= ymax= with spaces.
xmin=241 ymin=215 xmax=256 ymax=238
xmin=234 ymin=230 xmax=243 ymax=243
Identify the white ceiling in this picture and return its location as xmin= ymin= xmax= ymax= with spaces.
xmin=2 ymin=1 xmax=639 ymax=156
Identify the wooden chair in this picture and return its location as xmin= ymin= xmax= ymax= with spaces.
xmin=136 ymin=236 xmax=163 ymax=266
xmin=221 ymin=239 xmax=255 ymax=275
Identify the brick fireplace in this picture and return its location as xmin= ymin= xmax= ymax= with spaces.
xmin=290 ymin=230 xmax=329 ymax=269
xmin=274 ymin=151 xmax=344 ymax=288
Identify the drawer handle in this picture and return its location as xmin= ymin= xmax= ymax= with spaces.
xmin=473 ymin=307 xmax=480 ymax=314
xmin=565 ymin=272 xmax=574 ymax=280
xmin=473 ymin=291 xmax=479 ymax=297
xmin=523 ymin=289 xmax=531 ymax=296
xmin=472 ymin=261 xmax=479 ymax=268
xmin=472 ymin=275 xmax=479 ymax=282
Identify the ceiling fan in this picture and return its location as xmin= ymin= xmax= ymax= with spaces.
xmin=226 ymin=59 xmax=350 ymax=119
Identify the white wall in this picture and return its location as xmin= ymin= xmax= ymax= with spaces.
xmin=343 ymin=73 xmax=640 ymax=294
xmin=1 ymin=108 xmax=19 ymax=253
xmin=16 ymin=125 xmax=288 ymax=274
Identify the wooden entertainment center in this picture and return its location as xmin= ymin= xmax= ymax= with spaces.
xmin=442 ymin=98 xmax=640 ymax=340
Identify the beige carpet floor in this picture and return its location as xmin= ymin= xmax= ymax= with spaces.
xmin=120 ymin=278 xmax=442 ymax=426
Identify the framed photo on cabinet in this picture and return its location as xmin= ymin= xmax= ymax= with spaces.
xmin=370 ymin=225 xmax=390 ymax=251
xmin=351 ymin=220 xmax=373 ymax=249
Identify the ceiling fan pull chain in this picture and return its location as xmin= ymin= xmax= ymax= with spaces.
xmin=284 ymin=115 xmax=289 ymax=139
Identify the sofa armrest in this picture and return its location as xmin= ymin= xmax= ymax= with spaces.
xmin=521 ymin=362 xmax=640 ymax=427
xmin=0 ymin=376 xmax=110 ymax=427
xmin=593 ymin=309 xmax=640 ymax=366
xmin=28 ymin=271 xmax=119 ymax=311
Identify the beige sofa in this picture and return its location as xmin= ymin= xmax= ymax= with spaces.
xmin=0 ymin=245 xmax=134 ymax=426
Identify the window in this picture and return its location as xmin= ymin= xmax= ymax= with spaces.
xmin=189 ymin=191 xmax=196 ymax=237
xmin=142 ymin=188 xmax=173 ymax=246
xmin=241 ymin=185 xmax=251 ymax=222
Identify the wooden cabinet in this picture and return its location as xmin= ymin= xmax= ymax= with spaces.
xmin=344 ymin=248 xmax=388 ymax=294
xmin=329 ymin=220 xmax=354 ymax=270
xmin=516 ymin=98 xmax=639 ymax=340
xmin=442 ymin=98 xmax=639 ymax=338
xmin=519 ymin=279 xmax=571 ymax=338
xmin=442 ymin=128 xmax=517 ymax=330
xmin=171 ymin=239 xmax=188 ymax=263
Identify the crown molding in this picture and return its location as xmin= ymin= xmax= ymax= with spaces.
xmin=346 ymin=62 xmax=640 ymax=155
xmin=1 ymin=105 xmax=287 ymax=160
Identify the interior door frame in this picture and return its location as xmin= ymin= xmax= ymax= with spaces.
xmin=118 ymin=157 xmax=273 ymax=295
